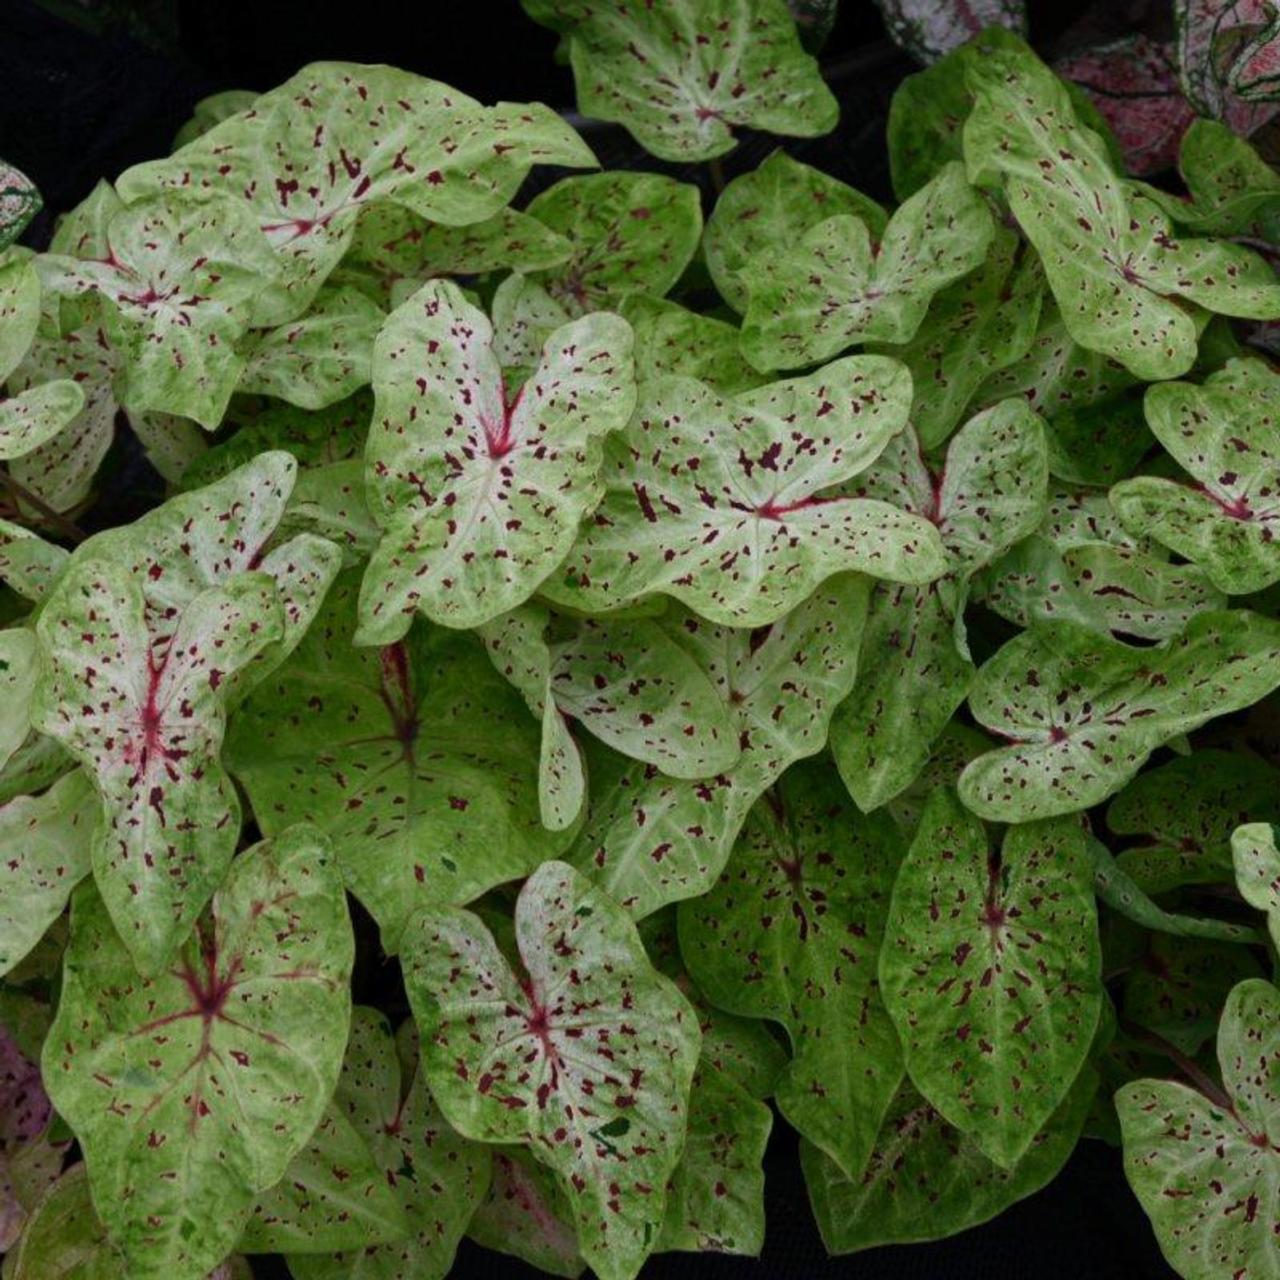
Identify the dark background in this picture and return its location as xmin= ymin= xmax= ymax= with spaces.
xmin=0 ymin=0 xmax=1177 ymax=1275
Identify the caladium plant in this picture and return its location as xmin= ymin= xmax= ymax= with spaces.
xmin=8 ymin=19 xmax=1280 ymax=1280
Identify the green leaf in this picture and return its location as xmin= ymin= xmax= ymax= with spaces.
xmin=523 ymin=172 xmax=702 ymax=313
xmin=0 ymin=163 xmax=41 ymax=252
xmin=42 ymin=825 xmax=354 ymax=1279
xmin=1123 ymin=934 xmax=1262 ymax=1055
xmin=226 ymin=572 xmax=571 ymax=949
xmin=32 ymin=562 xmax=285 ymax=974
xmin=678 ymin=762 xmax=904 ymax=1179
xmin=0 ymin=769 xmax=96 ymax=978
xmin=963 ymin=48 xmax=1280 ymax=380
xmin=739 ymin=162 xmax=994 ymax=372
xmin=831 ymin=400 xmax=1049 ymax=811
xmin=880 ymin=788 xmax=1102 ymax=1167
xmin=703 ymin=150 xmax=887 ymax=315
xmin=802 ymin=1065 xmax=1096 ymax=1253
xmin=6 ymin=1164 xmax=119 ymax=1279
xmin=0 ymin=383 xmax=87 ymax=466
xmin=656 ymin=1064 xmax=770 ymax=1256
xmin=617 ymin=296 xmax=765 ymax=395
xmin=1108 ymin=750 xmax=1279 ymax=893
xmin=873 ymin=229 xmax=1043 ymax=450
xmin=0 ymin=250 xmax=40 ymax=383
xmin=568 ymin=574 xmax=872 ymax=918
xmin=0 ymin=519 xmax=68 ymax=603
xmin=467 ymin=1147 xmax=584 ymax=1278
xmin=117 ymin=63 xmax=595 ymax=324
xmin=542 ymin=357 xmax=947 ymax=625
xmin=402 ymin=860 xmax=702 ymax=1280
xmin=283 ymin=1008 xmax=490 ymax=1280
xmin=172 ymin=89 xmax=261 ymax=150
xmin=1232 ymin=822 xmax=1280 ymax=948
xmin=39 ymin=192 xmax=280 ymax=429
xmin=238 ymin=285 xmax=384 ymax=411
xmin=358 ymin=279 xmax=636 ymax=638
xmin=0 ymin=627 xmax=37 ymax=772
xmin=1112 ymin=358 xmax=1280 ymax=595
xmin=559 ymin=0 xmax=838 ymax=163
xmin=958 ymin=611 xmax=1280 ymax=822
xmin=1118 ymin=978 xmax=1280 ymax=1279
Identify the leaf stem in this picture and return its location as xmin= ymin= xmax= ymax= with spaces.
xmin=708 ymin=156 xmax=726 ymax=196
xmin=1120 ymin=1019 xmax=1233 ymax=1111
xmin=0 ymin=470 xmax=87 ymax=544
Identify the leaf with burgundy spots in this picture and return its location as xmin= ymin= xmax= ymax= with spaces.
xmin=172 ymin=89 xmax=260 ymax=149
xmin=467 ymin=1147 xmax=584 ymax=1278
xmin=1233 ymin=823 xmax=1280 ymax=950
xmin=873 ymin=228 xmax=1043 ymax=451
xmin=739 ymin=162 xmax=994 ymax=372
xmin=130 ymin=411 xmax=209 ymax=485
xmin=37 ymin=192 xmax=280 ymax=429
xmin=489 ymin=271 xmax=576 ymax=370
xmin=0 ymin=519 xmax=68 ymax=602
xmin=802 ymin=1065 xmax=1096 ymax=1253
xmin=617 ymin=296 xmax=765 ymax=396
xmin=656 ymin=1063 xmax=770 ymax=1256
xmin=958 ymin=610 xmax=1280 ymax=822
xmin=1108 ymin=750 xmax=1279 ymax=894
xmin=0 ymin=769 xmax=96 ymax=977
xmin=964 ymin=47 xmax=1280 ymax=381
xmin=568 ymin=574 xmax=871 ymax=918
xmin=1055 ymin=36 xmax=1196 ymax=177
xmin=335 ymin=202 xmax=572 ymax=309
xmin=116 ymin=62 xmax=595 ymax=324
xmin=1176 ymin=0 xmax=1280 ymax=131
xmin=42 ymin=825 xmax=353 ymax=1279
xmin=31 ymin=562 xmax=284 ymax=974
xmin=278 ymin=1008 xmax=489 ymax=1279
xmin=0 ymin=383 xmax=86 ymax=466
xmin=278 ymin=460 xmax=378 ymax=567
xmin=0 ymin=250 xmax=39 ymax=383
xmin=830 ymin=401 xmax=1049 ymax=812
xmin=1118 ymin=978 xmax=1280 ymax=1279
xmin=874 ymin=0 xmax=1027 ymax=65
xmin=238 ymin=285 xmax=384 ymax=411
xmin=884 ymin=721 xmax=992 ymax=836
xmin=357 ymin=278 xmax=636 ymax=638
xmin=879 ymin=787 xmax=1102 ymax=1167
xmin=523 ymin=172 xmax=702 ymax=315
xmin=0 ymin=164 xmax=40 ymax=253
xmin=226 ymin=572 xmax=570 ymax=949
xmin=542 ymin=357 xmax=945 ymax=625
xmin=0 ymin=627 xmax=37 ymax=772
xmin=544 ymin=0 xmax=837 ymax=163
xmin=1111 ymin=358 xmax=1280 ymax=594
xmin=678 ymin=761 xmax=904 ymax=1179
xmin=402 ymin=859 xmax=702 ymax=1280
xmin=702 ymin=150 xmax=887 ymax=316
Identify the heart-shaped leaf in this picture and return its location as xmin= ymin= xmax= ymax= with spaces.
xmin=958 ymin=610 xmax=1280 ymax=822
xmin=1118 ymin=977 xmax=1280 ymax=1279
xmin=703 ymin=150 xmax=887 ymax=315
xmin=1233 ymin=822 xmax=1280 ymax=947
xmin=1108 ymin=750 xmax=1279 ymax=893
xmin=38 ymin=192 xmax=280 ymax=428
xmin=283 ymin=1007 xmax=490 ymax=1280
xmin=553 ymin=0 xmax=838 ymax=163
xmin=964 ymin=47 xmax=1280 ymax=380
xmin=523 ymin=172 xmax=702 ymax=314
xmin=568 ymin=574 xmax=871 ymax=918
xmin=226 ymin=572 xmax=571 ymax=949
xmin=831 ymin=401 xmax=1049 ymax=811
xmin=1112 ymin=358 xmax=1280 ymax=594
xmin=802 ymin=1065 xmax=1095 ymax=1253
xmin=32 ymin=561 xmax=285 ymax=974
xmin=117 ymin=63 xmax=596 ymax=324
xmin=739 ymin=162 xmax=994 ymax=372
xmin=656 ymin=1063 xmax=770 ymax=1256
xmin=467 ymin=1147 xmax=584 ymax=1278
xmin=542 ymin=357 xmax=947 ymax=625
xmin=678 ymin=761 xmax=904 ymax=1179
xmin=0 ymin=770 xmax=95 ymax=978
xmin=402 ymin=859 xmax=702 ymax=1280
xmin=880 ymin=788 xmax=1102 ymax=1167
xmin=238 ymin=284 xmax=384 ymax=411
xmin=875 ymin=0 xmax=1027 ymax=65
xmin=42 ymin=825 xmax=354 ymax=1279
xmin=0 ymin=164 xmax=41 ymax=252
xmin=358 ymin=278 xmax=636 ymax=638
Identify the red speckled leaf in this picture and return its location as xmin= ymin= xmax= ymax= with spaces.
xmin=402 ymin=860 xmax=702 ymax=1280
xmin=1176 ymin=0 xmax=1280 ymax=131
